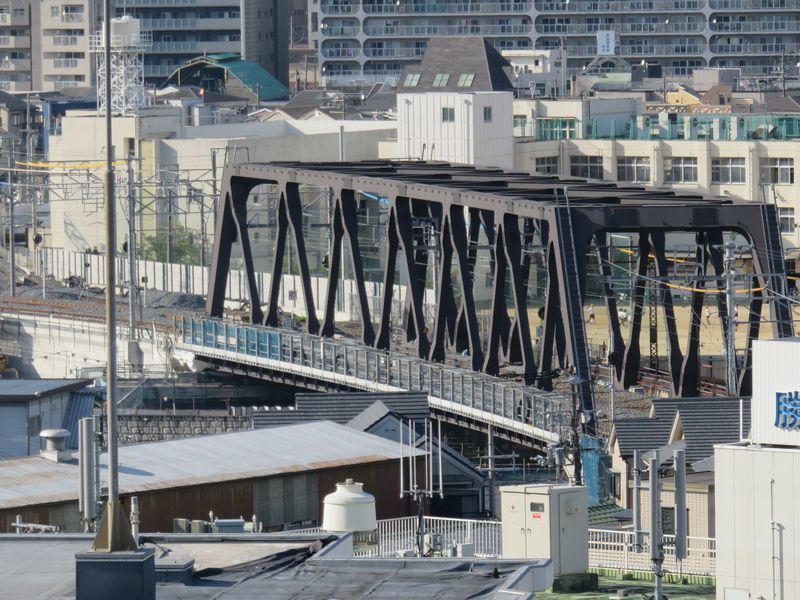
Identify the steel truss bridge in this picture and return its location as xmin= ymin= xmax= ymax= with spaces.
xmin=194 ymin=161 xmax=793 ymax=431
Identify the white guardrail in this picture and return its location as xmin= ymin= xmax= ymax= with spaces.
xmin=292 ymin=519 xmax=717 ymax=576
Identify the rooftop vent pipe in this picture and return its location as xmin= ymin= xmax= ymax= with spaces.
xmin=40 ymin=428 xmax=71 ymax=462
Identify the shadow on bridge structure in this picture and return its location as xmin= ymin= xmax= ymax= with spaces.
xmin=203 ymin=160 xmax=794 ymax=427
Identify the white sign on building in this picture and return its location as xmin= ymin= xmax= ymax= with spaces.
xmin=596 ymin=31 xmax=616 ymax=56
xmin=751 ymin=338 xmax=800 ymax=446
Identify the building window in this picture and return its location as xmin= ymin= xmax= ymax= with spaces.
xmin=50 ymin=6 xmax=59 ymax=17
xmin=402 ymin=73 xmax=420 ymax=87
xmin=779 ymin=207 xmax=795 ymax=234
xmin=570 ymin=155 xmax=603 ymax=179
xmin=617 ymin=157 xmax=651 ymax=183
xmin=761 ymin=157 xmax=794 ymax=184
xmin=483 ymin=106 xmax=492 ymax=122
xmin=664 ymin=157 xmax=698 ymax=183
xmin=536 ymin=118 xmax=575 ymax=140
xmin=535 ymin=156 xmax=559 ymax=175
xmin=442 ymin=107 xmax=455 ymax=123
xmin=432 ymin=73 xmax=450 ymax=87
xmin=457 ymin=73 xmax=475 ymax=87
xmin=712 ymin=157 xmax=746 ymax=183
xmin=612 ymin=472 xmax=621 ymax=499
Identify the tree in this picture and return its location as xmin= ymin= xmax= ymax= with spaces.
xmin=140 ymin=226 xmax=201 ymax=265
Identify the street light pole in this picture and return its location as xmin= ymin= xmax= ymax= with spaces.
xmin=92 ymin=2 xmax=136 ymax=553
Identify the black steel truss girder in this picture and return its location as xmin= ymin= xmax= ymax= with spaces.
xmin=206 ymin=162 xmax=795 ymax=414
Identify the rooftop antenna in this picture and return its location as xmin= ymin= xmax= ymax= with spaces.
xmin=399 ymin=417 xmax=444 ymax=556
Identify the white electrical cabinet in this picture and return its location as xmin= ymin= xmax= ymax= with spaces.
xmin=500 ymin=484 xmax=588 ymax=576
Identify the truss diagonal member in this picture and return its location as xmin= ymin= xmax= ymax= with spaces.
xmin=449 ymin=205 xmax=484 ymax=371
xmin=595 ymin=231 xmax=625 ymax=382
xmin=284 ymin=182 xmax=320 ymax=335
xmin=339 ymin=189 xmax=375 ymax=345
xmin=375 ymin=204 xmax=400 ymax=350
xmin=678 ymin=232 xmax=707 ymax=397
xmin=622 ymin=234 xmax=651 ymax=388
xmin=649 ymin=230 xmax=684 ymax=395
xmin=264 ymin=190 xmax=290 ymax=327
xmin=229 ymin=179 xmax=263 ymax=325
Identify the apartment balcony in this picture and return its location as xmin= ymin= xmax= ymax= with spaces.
xmin=709 ymin=0 xmax=795 ymax=9
xmin=535 ymin=0 xmax=703 ymax=12
xmin=320 ymin=25 xmax=360 ymax=37
xmin=149 ymin=40 xmax=237 ymax=53
xmin=320 ymin=1 xmax=357 ymax=14
xmin=144 ymin=64 xmax=181 ymax=77
xmin=710 ymin=42 xmax=800 ymax=54
xmin=709 ymin=21 xmax=800 ymax=33
xmin=52 ymin=58 xmax=80 ymax=70
xmin=536 ymin=22 xmax=705 ymax=35
xmin=362 ymin=23 xmax=531 ymax=36
xmin=362 ymin=2 xmax=533 ymax=15
xmin=363 ymin=46 xmax=426 ymax=58
xmin=0 ymin=57 xmax=28 ymax=71
xmin=120 ymin=0 xmax=196 ymax=5
xmin=321 ymin=47 xmax=361 ymax=58
xmin=0 ymin=79 xmax=29 ymax=91
xmin=60 ymin=12 xmax=84 ymax=23
xmin=51 ymin=35 xmax=80 ymax=47
xmin=139 ymin=17 xmax=237 ymax=30
xmin=0 ymin=12 xmax=29 ymax=26
xmin=322 ymin=72 xmax=400 ymax=87
xmin=564 ymin=43 xmax=705 ymax=57
xmin=0 ymin=35 xmax=29 ymax=48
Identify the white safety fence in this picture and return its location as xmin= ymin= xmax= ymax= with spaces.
xmin=291 ymin=519 xmax=716 ymax=576
xmin=588 ymin=528 xmax=716 ymax=577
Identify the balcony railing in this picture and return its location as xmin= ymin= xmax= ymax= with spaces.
xmin=321 ymin=47 xmax=360 ymax=58
xmin=52 ymin=35 xmax=79 ymax=46
xmin=139 ymin=17 xmax=197 ymax=29
xmin=363 ymin=46 xmax=426 ymax=58
xmin=710 ymin=21 xmax=800 ymax=33
xmin=710 ymin=42 xmax=800 ymax=54
xmin=536 ymin=0 xmax=702 ymax=11
xmin=710 ymin=0 xmax=794 ymax=8
xmin=564 ymin=44 xmax=705 ymax=57
xmin=362 ymin=23 xmax=531 ymax=36
xmin=363 ymin=1 xmax=532 ymax=14
xmin=320 ymin=25 xmax=360 ymax=37
xmin=53 ymin=58 xmax=79 ymax=69
xmin=536 ymin=22 xmax=705 ymax=34
xmin=61 ymin=12 xmax=84 ymax=23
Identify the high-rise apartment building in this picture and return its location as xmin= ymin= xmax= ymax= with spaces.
xmin=118 ymin=0 xmax=298 ymax=86
xmin=0 ymin=0 xmax=97 ymax=91
xmin=317 ymin=0 xmax=800 ymax=85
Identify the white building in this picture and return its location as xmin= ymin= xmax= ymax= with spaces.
xmin=382 ymin=90 xmax=800 ymax=261
xmin=715 ymin=338 xmax=800 ymax=600
xmin=47 ymin=105 xmax=396 ymax=254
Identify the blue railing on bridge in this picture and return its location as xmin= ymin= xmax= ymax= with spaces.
xmin=180 ymin=317 xmax=570 ymax=441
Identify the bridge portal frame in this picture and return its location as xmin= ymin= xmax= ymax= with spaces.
xmin=206 ymin=161 xmax=793 ymax=417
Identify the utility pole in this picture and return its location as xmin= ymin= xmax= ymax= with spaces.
xmin=782 ymin=51 xmax=786 ymax=97
xmin=724 ymin=240 xmax=737 ymax=396
xmin=126 ymin=153 xmax=137 ymax=341
xmin=92 ymin=0 xmax=136 ymax=552
xmin=166 ymin=186 xmax=173 ymax=264
xmin=7 ymin=179 xmax=14 ymax=296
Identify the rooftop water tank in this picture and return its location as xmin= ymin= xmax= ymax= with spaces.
xmin=322 ymin=479 xmax=378 ymax=552
xmin=101 ymin=15 xmax=141 ymax=48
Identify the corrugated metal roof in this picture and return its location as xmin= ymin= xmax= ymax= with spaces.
xmin=62 ymin=390 xmax=98 ymax=449
xmin=0 ymin=379 xmax=92 ymax=401
xmin=0 ymin=421 xmax=418 ymax=510
xmin=252 ymin=392 xmax=429 ymax=429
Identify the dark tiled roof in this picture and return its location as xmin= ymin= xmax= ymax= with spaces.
xmin=252 ymin=391 xmax=429 ymax=429
xmin=672 ymin=397 xmax=750 ymax=464
xmin=613 ymin=417 xmax=674 ymax=457
xmin=398 ymin=37 xmax=513 ymax=93
xmin=0 ymin=90 xmax=27 ymax=111
xmin=615 ymin=397 xmax=749 ymax=465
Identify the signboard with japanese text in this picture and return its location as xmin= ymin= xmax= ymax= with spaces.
xmin=596 ymin=31 xmax=616 ymax=56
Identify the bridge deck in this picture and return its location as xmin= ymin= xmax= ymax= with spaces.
xmin=178 ymin=317 xmax=570 ymax=444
